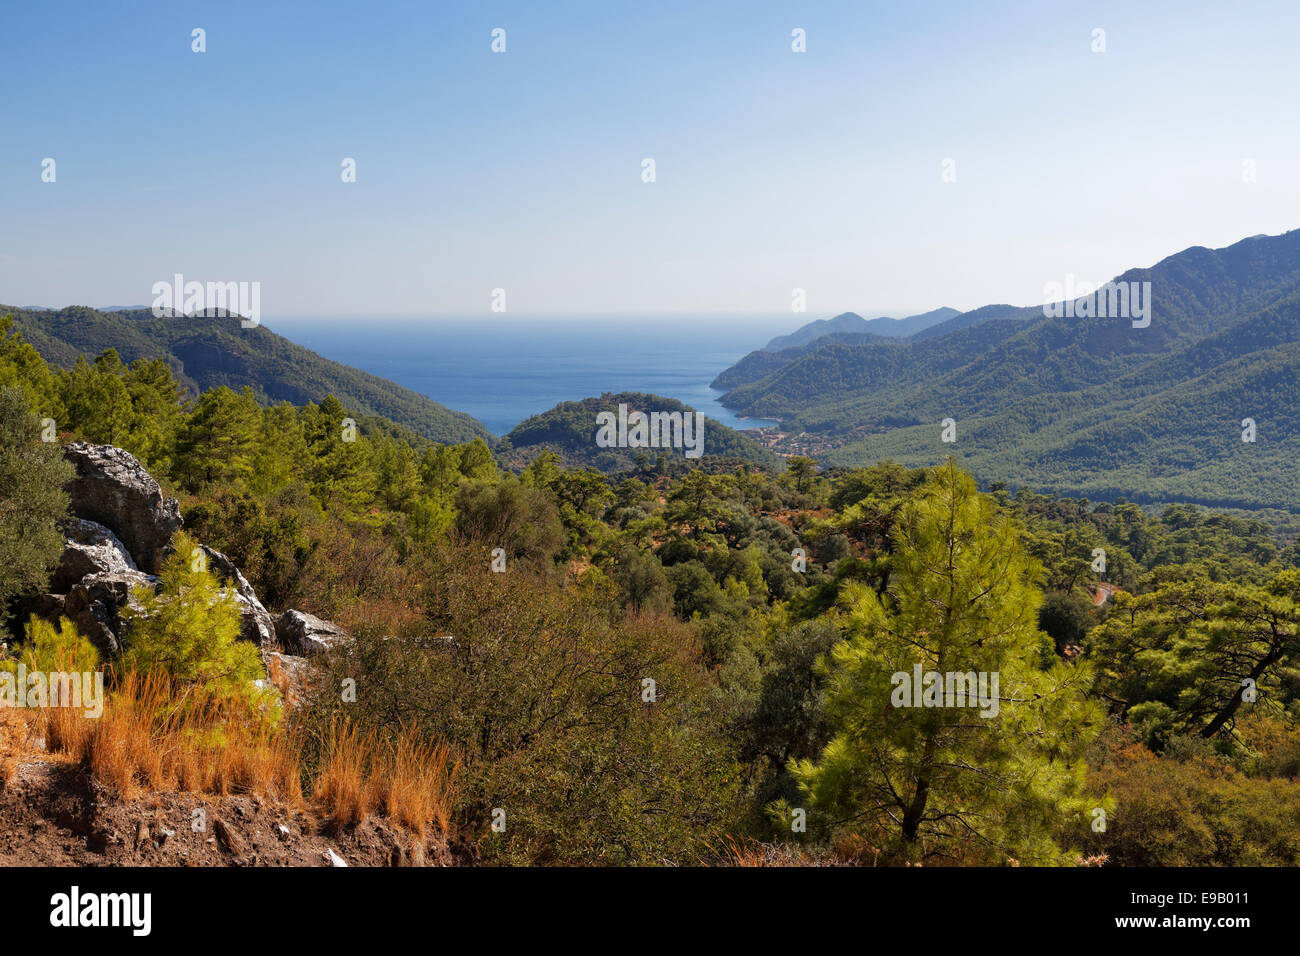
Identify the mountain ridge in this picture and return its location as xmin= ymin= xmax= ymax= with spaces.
xmin=761 ymin=307 xmax=960 ymax=352
xmin=712 ymin=229 xmax=1300 ymax=509
xmin=1 ymin=304 xmax=490 ymax=445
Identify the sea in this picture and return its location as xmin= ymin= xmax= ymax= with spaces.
xmin=265 ymin=315 xmax=795 ymax=437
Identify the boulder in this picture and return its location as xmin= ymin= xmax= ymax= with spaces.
xmin=51 ymin=518 xmax=138 ymax=593
xmin=62 ymin=569 xmax=157 ymax=657
xmin=274 ymin=610 xmax=351 ymax=656
xmin=43 ymin=444 xmax=350 ymax=682
xmin=200 ymin=545 xmax=276 ymax=648
xmin=8 ymin=593 xmax=67 ymax=637
xmin=63 ymin=443 xmax=182 ymax=574
xmin=265 ymin=651 xmax=316 ymax=706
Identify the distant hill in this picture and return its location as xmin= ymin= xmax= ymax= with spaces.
xmin=909 ymin=303 xmax=1033 ymax=340
xmin=712 ymin=230 xmax=1300 ymax=510
xmin=713 ymin=305 xmax=1015 ymax=393
xmin=1 ymin=305 xmax=490 ymax=445
xmin=504 ymin=392 xmax=781 ymax=473
xmin=762 ymin=307 xmax=959 ymax=351
xmin=713 ymin=330 xmax=905 ymax=392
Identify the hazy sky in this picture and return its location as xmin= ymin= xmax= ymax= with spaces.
xmin=4 ymin=0 xmax=1299 ymax=320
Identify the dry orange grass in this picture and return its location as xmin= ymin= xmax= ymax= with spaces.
xmin=25 ymin=669 xmax=457 ymax=840
xmin=315 ymin=718 xmax=375 ymax=829
xmin=714 ymin=836 xmax=770 ymax=867
xmin=315 ymin=719 xmax=459 ymax=837
xmin=377 ymin=728 xmax=458 ymax=838
xmin=266 ymin=653 xmax=288 ymax=702
xmin=713 ymin=836 xmax=809 ymax=867
xmin=265 ymin=653 xmax=300 ymax=708
xmin=336 ymin=596 xmax=425 ymax=637
xmin=0 ymin=708 xmax=32 ymax=789
xmin=712 ymin=835 xmax=850 ymax=867
xmin=38 ymin=670 xmax=301 ymax=804
xmin=1 ymin=699 xmax=96 ymax=786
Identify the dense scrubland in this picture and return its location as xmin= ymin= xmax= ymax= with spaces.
xmin=4 ymin=312 xmax=1300 ymax=866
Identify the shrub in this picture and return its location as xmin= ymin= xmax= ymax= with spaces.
xmin=0 ymin=387 xmax=72 ymax=638
xmin=300 ymin=545 xmax=741 ymax=865
xmin=3 ymin=615 xmax=99 ymax=675
xmin=1089 ymin=738 xmax=1300 ymax=866
xmin=122 ymin=531 xmax=273 ymax=720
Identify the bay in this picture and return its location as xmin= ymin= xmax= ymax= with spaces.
xmin=265 ymin=315 xmax=791 ymax=437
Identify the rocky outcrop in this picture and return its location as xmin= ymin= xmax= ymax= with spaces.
xmin=12 ymin=441 xmax=350 ymax=706
xmin=274 ymin=611 xmax=351 ymax=657
xmin=10 ymin=593 xmax=67 ymax=635
xmin=63 ymin=443 xmax=182 ymax=574
xmin=200 ymin=546 xmax=277 ymax=649
xmin=51 ymin=518 xmax=137 ymax=593
xmin=265 ymin=651 xmax=316 ymax=706
xmin=62 ymin=569 xmax=156 ymax=657
xmin=25 ymin=517 xmax=152 ymax=656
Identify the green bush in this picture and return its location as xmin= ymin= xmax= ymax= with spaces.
xmin=123 ymin=531 xmax=275 ymax=721
xmin=1 ymin=616 xmax=100 ymax=684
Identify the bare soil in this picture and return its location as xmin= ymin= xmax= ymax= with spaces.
xmin=0 ymin=758 xmax=467 ymax=868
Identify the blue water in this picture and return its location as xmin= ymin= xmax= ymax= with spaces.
xmin=265 ymin=316 xmax=791 ymax=437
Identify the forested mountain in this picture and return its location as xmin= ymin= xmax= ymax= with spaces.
xmin=910 ymin=303 xmax=1035 ymax=340
xmin=7 ymin=304 xmax=1300 ymax=867
xmin=715 ymin=304 xmax=1026 ymax=391
xmin=503 ymin=392 xmax=781 ymax=472
xmin=5 ymin=297 xmax=1300 ymax=869
xmin=761 ymin=307 xmax=960 ymax=351
xmin=714 ymin=230 xmax=1300 ymax=510
xmin=1 ymin=305 xmax=489 ymax=444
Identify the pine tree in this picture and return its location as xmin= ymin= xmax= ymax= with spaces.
xmin=172 ymin=386 xmax=261 ymax=489
xmin=791 ymin=461 xmax=1104 ymax=864
xmin=665 ymin=471 xmax=728 ymax=540
xmin=7 ymin=615 xmax=99 ymax=674
xmin=302 ymin=396 xmax=374 ymax=514
xmin=1091 ymin=568 xmax=1300 ymax=740
xmin=370 ymin=434 xmax=421 ymax=512
xmin=783 ymin=456 xmax=818 ymax=494
xmin=419 ymin=444 xmax=462 ymax=498
xmin=122 ymin=531 xmax=270 ymax=713
xmin=247 ymin=402 xmax=308 ymax=496
xmin=121 ymin=357 xmax=184 ymax=473
xmin=457 ymin=438 xmax=497 ymax=482
xmin=60 ymin=351 xmax=133 ymax=445
xmin=0 ymin=316 xmax=62 ymax=420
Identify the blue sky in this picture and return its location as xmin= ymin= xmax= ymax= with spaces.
xmin=4 ymin=0 xmax=1299 ymax=320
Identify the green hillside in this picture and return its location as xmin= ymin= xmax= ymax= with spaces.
xmin=713 ymin=231 xmax=1300 ymax=510
xmin=2 ymin=305 xmax=489 ymax=444
xmin=504 ymin=392 xmax=780 ymax=472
